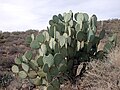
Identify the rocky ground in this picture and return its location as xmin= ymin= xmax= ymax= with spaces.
xmin=0 ymin=30 xmax=39 ymax=90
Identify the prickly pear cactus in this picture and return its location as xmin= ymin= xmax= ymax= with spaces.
xmin=12 ymin=10 xmax=116 ymax=89
xmin=103 ymin=33 xmax=117 ymax=53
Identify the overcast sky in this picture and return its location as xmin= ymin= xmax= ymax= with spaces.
xmin=0 ymin=0 xmax=120 ymax=32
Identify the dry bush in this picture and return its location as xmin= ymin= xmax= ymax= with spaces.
xmin=77 ymin=59 xmax=120 ymax=90
xmin=108 ymin=46 xmax=120 ymax=67
xmin=61 ymin=60 xmax=120 ymax=90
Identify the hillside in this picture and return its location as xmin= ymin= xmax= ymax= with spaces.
xmin=0 ymin=19 xmax=120 ymax=90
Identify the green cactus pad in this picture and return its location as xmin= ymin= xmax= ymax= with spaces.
xmin=92 ymin=26 xmax=97 ymax=33
xmin=49 ymin=38 xmax=56 ymax=49
xmin=22 ymin=55 xmax=28 ymax=63
xmin=67 ymin=36 xmax=71 ymax=45
xmin=68 ymin=26 xmax=72 ymax=36
xmin=76 ymin=13 xmax=84 ymax=22
xmin=67 ymin=46 xmax=74 ymax=58
xmin=37 ymin=71 xmax=47 ymax=78
xmin=14 ymin=56 xmax=22 ymax=65
xmin=18 ymin=71 xmax=27 ymax=79
xmin=60 ymin=47 xmax=67 ymax=58
xmin=53 ymin=15 xmax=59 ymax=23
xmin=25 ymin=35 xmax=32 ymax=44
xmin=83 ymin=13 xmax=89 ymax=21
xmin=82 ymin=22 xmax=88 ymax=32
xmin=31 ymin=77 xmax=42 ymax=86
xmin=76 ymin=31 xmax=86 ymax=42
xmin=32 ymin=60 xmax=39 ymax=66
xmin=28 ymin=71 xmax=37 ymax=79
xmin=87 ymin=42 xmax=92 ymax=52
xmin=63 ymin=33 xmax=68 ymax=38
xmin=42 ymin=78 xmax=47 ymax=85
xmin=108 ymin=34 xmax=117 ymax=42
xmin=69 ymin=20 xmax=74 ymax=27
xmin=69 ymin=10 xmax=73 ymax=16
xmin=45 ymin=42 xmax=53 ymax=54
xmin=39 ymin=49 xmax=44 ymax=56
xmin=47 ymin=85 xmax=54 ymax=90
xmin=58 ymin=36 xmax=66 ymax=47
xmin=42 ymin=31 xmax=49 ymax=41
xmin=43 ymin=64 xmax=49 ymax=73
xmin=54 ymin=43 xmax=60 ymax=53
xmin=43 ymin=54 xmax=54 ymax=68
xmin=103 ymin=42 xmax=113 ymax=53
xmin=92 ymin=15 xmax=97 ymax=26
xmin=36 ymin=33 xmax=45 ymax=43
xmin=75 ymin=23 xmax=80 ymax=32
xmin=58 ymin=14 xmax=64 ymax=21
xmin=41 ymin=44 xmax=47 ymax=55
xmin=77 ymin=41 xmax=81 ymax=51
xmin=50 ymin=66 xmax=59 ymax=76
xmin=24 ymin=50 xmax=32 ymax=60
xmin=54 ymin=53 xmax=63 ymax=66
xmin=49 ymin=26 xmax=54 ymax=37
xmin=93 ymin=36 xmax=100 ymax=45
xmin=74 ymin=12 xmax=79 ymax=21
xmin=81 ymin=41 xmax=84 ymax=49
xmin=59 ymin=64 xmax=67 ymax=72
xmin=22 ymin=63 xmax=29 ymax=72
xmin=55 ymin=31 xmax=60 ymax=39
xmin=30 ymin=40 xmax=40 ymax=49
xmin=47 ymin=73 xmax=52 ymax=82
xmin=51 ymin=79 xmax=60 ymax=89
xmin=49 ymin=20 xmax=55 ymax=26
xmin=88 ymin=30 xmax=95 ymax=42
xmin=64 ymin=13 xmax=71 ymax=23
xmin=31 ymin=34 xmax=35 ymax=41
xmin=29 ymin=61 xmax=38 ymax=71
xmin=37 ymin=56 xmax=44 ymax=67
xmin=12 ymin=65 xmax=19 ymax=73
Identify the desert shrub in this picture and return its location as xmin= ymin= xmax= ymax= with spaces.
xmin=11 ymin=11 xmax=117 ymax=90
xmin=77 ymin=60 xmax=120 ymax=90
xmin=108 ymin=46 xmax=120 ymax=67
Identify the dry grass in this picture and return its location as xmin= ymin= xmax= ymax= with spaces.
xmin=108 ymin=46 xmax=120 ymax=67
xmin=76 ymin=46 xmax=120 ymax=90
xmin=61 ymin=60 xmax=120 ymax=90
xmin=77 ymin=60 xmax=120 ymax=90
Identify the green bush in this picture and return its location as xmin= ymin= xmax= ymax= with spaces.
xmin=12 ymin=10 xmax=117 ymax=90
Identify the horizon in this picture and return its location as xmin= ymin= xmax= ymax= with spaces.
xmin=1 ymin=18 xmax=120 ymax=33
xmin=0 ymin=0 xmax=120 ymax=32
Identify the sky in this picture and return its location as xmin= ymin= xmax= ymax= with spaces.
xmin=0 ymin=0 xmax=120 ymax=32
